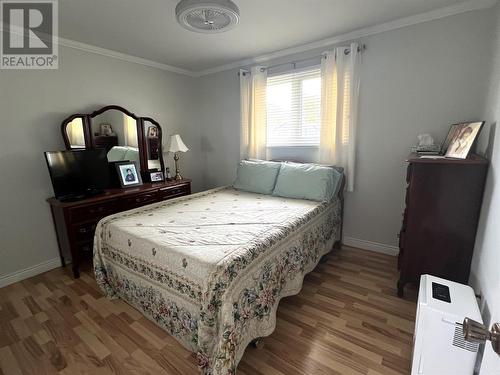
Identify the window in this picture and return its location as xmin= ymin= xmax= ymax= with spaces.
xmin=266 ymin=67 xmax=321 ymax=147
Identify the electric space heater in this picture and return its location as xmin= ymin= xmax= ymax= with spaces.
xmin=411 ymin=274 xmax=482 ymax=375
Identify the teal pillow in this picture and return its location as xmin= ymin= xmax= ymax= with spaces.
xmin=233 ymin=160 xmax=282 ymax=195
xmin=272 ymin=162 xmax=342 ymax=201
xmin=248 ymin=159 xmax=282 ymax=168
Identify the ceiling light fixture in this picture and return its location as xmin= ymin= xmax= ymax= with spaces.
xmin=175 ymin=0 xmax=240 ymax=33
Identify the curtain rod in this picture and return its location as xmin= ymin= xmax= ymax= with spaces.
xmin=239 ymin=44 xmax=366 ymax=76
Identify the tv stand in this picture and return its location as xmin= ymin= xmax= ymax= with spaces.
xmin=84 ymin=188 xmax=104 ymax=197
xmin=47 ymin=179 xmax=191 ymax=278
xmin=58 ymin=193 xmax=87 ymax=202
xmin=58 ymin=188 xmax=105 ymax=202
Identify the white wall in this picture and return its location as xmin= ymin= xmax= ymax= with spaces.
xmin=0 ymin=44 xmax=201 ymax=283
xmin=197 ymin=69 xmax=241 ymax=188
xmin=197 ymin=8 xmax=494 ymax=249
xmin=470 ymin=3 xmax=500 ymax=374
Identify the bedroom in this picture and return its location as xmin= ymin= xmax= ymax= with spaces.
xmin=0 ymin=0 xmax=499 ymax=374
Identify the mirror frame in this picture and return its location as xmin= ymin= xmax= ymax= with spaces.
xmin=60 ymin=113 xmax=91 ymax=150
xmin=61 ymin=105 xmax=165 ymax=182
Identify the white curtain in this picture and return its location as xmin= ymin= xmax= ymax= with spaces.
xmin=67 ymin=118 xmax=85 ymax=147
xmin=240 ymin=66 xmax=268 ymax=160
xmin=123 ymin=114 xmax=138 ymax=147
xmin=320 ymin=42 xmax=361 ymax=192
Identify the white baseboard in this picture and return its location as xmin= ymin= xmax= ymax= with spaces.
xmin=0 ymin=257 xmax=62 ymax=288
xmin=343 ymin=236 xmax=399 ymax=256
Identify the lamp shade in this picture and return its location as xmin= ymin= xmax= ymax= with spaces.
xmin=168 ymin=134 xmax=189 ymax=153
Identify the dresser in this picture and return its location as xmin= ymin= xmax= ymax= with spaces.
xmin=92 ymin=135 xmax=118 ymax=152
xmin=48 ymin=179 xmax=191 ymax=278
xmin=397 ymin=155 xmax=487 ymax=297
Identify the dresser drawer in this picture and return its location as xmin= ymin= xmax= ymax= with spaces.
xmin=69 ymin=201 xmax=117 ymax=223
xmin=77 ymin=240 xmax=94 ymax=254
xmin=124 ymin=191 xmax=158 ymax=209
xmin=73 ymin=222 xmax=98 ymax=242
xmin=159 ymin=184 xmax=190 ymax=201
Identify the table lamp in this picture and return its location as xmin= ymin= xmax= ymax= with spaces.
xmin=168 ymin=134 xmax=189 ymax=180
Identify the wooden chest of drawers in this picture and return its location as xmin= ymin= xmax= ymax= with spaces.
xmin=47 ymin=179 xmax=191 ymax=278
xmin=397 ymin=155 xmax=487 ymax=297
xmin=92 ymin=135 xmax=118 ymax=152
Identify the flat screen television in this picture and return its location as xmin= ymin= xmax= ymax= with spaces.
xmin=44 ymin=149 xmax=110 ymax=201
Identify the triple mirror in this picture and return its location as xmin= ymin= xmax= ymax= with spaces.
xmin=61 ymin=105 xmax=164 ymax=182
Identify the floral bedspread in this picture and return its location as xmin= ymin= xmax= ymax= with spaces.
xmin=94 ymin=187 xmax=341 ymax=374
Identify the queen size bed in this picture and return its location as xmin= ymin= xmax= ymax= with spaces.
xmin=94 ymin=173 xmax=343 ymax=374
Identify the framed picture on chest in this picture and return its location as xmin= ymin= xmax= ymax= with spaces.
xmin=116 ymin=161 xmax=143 ymax=187
xmin=444 ymin=122 xmax=484 ymax=159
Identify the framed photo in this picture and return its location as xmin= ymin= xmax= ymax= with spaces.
xmin=445 ymin=122 xmax=484 ymax=159
xmin=441 ymin=123 xmax=461 ymax=154
xmin=116 ymin=161 xmax=143 ymax=187
xmin=150 ymin=171 xmax=164 ymax=182
xmin=147 ymin=126 xmax=158 ymax=138
xmin=100 ymin=123 xmax=113 ymax=136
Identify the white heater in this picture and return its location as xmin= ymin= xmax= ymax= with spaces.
xmin=411 ymin=274 xmax=482 ymax=375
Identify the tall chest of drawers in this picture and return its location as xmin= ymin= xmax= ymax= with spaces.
xmin=397 ymin=155 xmax=487 ymax=297
xmin=48 ymin=179 xmax=191 ymax=278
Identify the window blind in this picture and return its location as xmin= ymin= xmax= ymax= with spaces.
xmin=266 ymin=67 xmax=321 ymax=147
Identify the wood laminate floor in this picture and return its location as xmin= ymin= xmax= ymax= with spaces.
xmin=0 ymin=247 xmax=417 ymax=375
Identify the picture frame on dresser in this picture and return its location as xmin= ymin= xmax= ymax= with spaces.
xmin=147 ymin=125 xmax=159 ymax=138
xmin=445 ymin=121 xmax=484 ymax=159
xmin=100 ymin=123 xmax=114 ymax=136
xmin=150 ymin=171 xmax=164 ymax=182
xmin=116 ymin=161 xmax=142 ymax=187
xmin=441 ymin=123 xmax=461 ymax=154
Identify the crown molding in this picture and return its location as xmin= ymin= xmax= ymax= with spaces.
xmin=1 ymin=0 xmax=497 ymax=77
xmin=0 ymin=22 xmax=196 ymax=77
xmin=58 ymin=37 xmax=197 ymax=77
xmin=193 ymin=0 xmax=498 ymax=77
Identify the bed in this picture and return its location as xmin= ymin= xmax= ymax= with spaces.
xmin=94 ymin=184 xmax=343 ymax=374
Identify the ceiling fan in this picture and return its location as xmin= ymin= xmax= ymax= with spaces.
xmin=175 ymin=0 xmax=240 ymax=33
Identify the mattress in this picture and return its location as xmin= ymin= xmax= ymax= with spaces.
xmin=94 ymin=186 xmax=342 ymax=374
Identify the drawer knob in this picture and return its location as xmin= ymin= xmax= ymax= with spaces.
xmin=79 ymin=225 xmax=96 ymax=234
